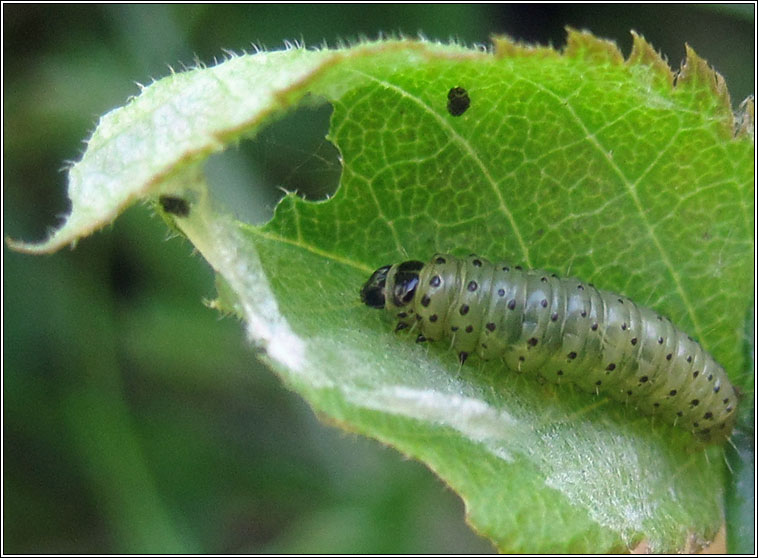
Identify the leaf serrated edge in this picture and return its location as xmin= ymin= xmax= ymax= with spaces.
xmin=735 ymin=95 xmax=754 ymax=140
xmin=495 ymin=27 xmax=750 ymax=144
xmin=676 ymin=43 xmax=735 ymax=135
xmin=491 ymin=35 xmax=560 ymax=59
xmin=626 ymin=30 xmax=674 ymax=89
xmin=563 ymin=26 xmax=625 ymax=65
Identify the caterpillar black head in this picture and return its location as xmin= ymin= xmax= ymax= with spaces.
xmin=360 ymin=264 xmax=391 ymax=308
xmin=360 ymin=260 xmax=424 ymax=309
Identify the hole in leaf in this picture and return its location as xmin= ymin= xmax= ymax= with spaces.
xmin=205 ymin=102 xmax=341 ymax=225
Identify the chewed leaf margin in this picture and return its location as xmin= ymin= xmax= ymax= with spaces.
xmin=6 ymin=29 xmax=753 ymax=257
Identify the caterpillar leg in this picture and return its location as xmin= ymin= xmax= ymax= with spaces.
xmin=448 ymin=332 xmax=457 ymax=352
xmin=458 ymin=351 xmax=469 ymax=365
xmin=722 ymin=448 xmax=735 ymax=474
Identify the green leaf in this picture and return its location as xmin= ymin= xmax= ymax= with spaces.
xmin=10 ymin=30 xmax=754 ymax=553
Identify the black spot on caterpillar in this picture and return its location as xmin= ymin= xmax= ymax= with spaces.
xmin=447 ymin=86 xmax=471 ymax=116
xmin=159 ymin=195 xmax=190 ymax=217
xmin=360 ymin=253 xmax=739 ymax=444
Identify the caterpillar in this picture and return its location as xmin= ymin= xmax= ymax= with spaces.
xmin=360 ymin=253 xmax=739 ymax=444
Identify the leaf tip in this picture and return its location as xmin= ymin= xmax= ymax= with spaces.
xmin=563 ymin=26 xmax=624 ymax=65
xmin=626 ymin=30 xmax=674 ymax=89
xmin=5 ymin=230 xmax=77 ymax=255
xmin=676 ymin=43 xmax=735 ymax=136
xmin=4 ymin=235 xmax=35 ymax=254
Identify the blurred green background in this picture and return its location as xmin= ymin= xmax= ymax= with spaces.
xmin=3 ymin=4 xmax=754 ymax=553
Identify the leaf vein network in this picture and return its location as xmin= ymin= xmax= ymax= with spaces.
xmin=520 ymin=77 xmax=705 ymax=342
xmin=350 ymin=69 xmax=532 ymax=266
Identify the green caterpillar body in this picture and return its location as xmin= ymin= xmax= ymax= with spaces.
xmin=360 ymin=253 xmax=739 ymax=443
